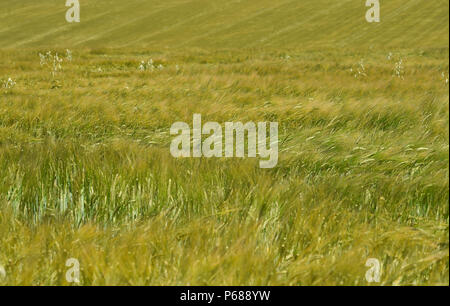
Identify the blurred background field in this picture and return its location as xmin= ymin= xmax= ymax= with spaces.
xmin=0 ymin=0 xmax=448 ymax=49
xmin=0 ymin=0 xmax=448 ymax=285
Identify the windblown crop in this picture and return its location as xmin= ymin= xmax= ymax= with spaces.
xmin=0 ymin=0 xmax=448 ymax=286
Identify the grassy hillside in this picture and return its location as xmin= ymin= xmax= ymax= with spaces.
xmin=0 ymin=0 xmax=448 ymax=49
xmin=0 ymin=0 xmax=448 ymax=285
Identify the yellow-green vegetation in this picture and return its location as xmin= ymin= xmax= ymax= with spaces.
xmin=0 ymin=0 xmax=448 ymax=285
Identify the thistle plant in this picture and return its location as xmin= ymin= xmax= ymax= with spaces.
xmin=38 ymin=50 xmax=73 ymax=88
xmin=0 ymin=263 xmax=5 ymax=280
xmin=39 ymin=51 xmax=63 ymax=78
xmin=441 ymin=72 xmax=449 ymax=85
xmin=138 ymin=59 xmax=164 ymax=71
xmin=350 ymin=59 xmax=367 ymax=79
xmin=66 ymin=49 xmax=73 ymax=62
xmin=394 ymin=58 xmax=405 ymax=79
xmin=2 ymin=77 xmax=16 ymax=89
xmin=1 ymin=77 xmax=16 ymax=93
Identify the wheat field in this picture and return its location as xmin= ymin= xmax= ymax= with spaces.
xmin=0 ymin=0 xmax=448 ymax=285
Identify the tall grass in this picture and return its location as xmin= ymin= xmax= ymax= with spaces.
xmin=0 ymin=46 xmax=448 ymax=285
xmin=0 ymin=0 xmax=448 ymax=286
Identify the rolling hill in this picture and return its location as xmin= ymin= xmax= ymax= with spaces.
xmin=0 ymin=0 xmax=448 ymax=49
